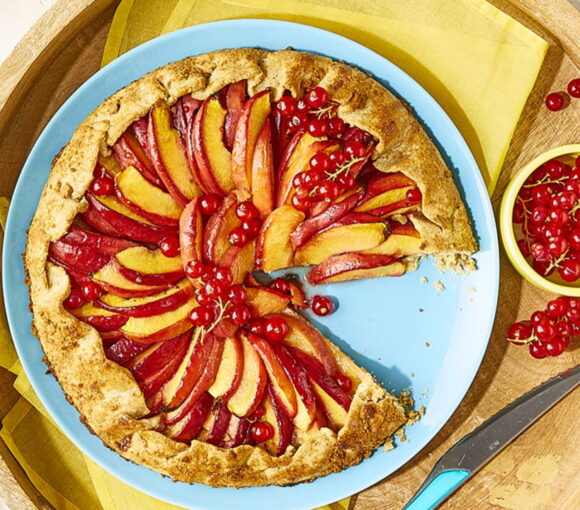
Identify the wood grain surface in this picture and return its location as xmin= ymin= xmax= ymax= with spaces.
xmin=0 ymin=1 xmax=578 ymax=509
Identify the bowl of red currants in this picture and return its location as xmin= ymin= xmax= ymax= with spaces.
xmin=500 ymin=144 xmax=580 ymax=296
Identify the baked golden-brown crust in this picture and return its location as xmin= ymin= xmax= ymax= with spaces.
xmin=25 ymin=48 xmax=475 ymax=486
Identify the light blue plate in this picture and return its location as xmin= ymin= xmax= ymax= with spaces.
xmin=3 ymin=20 xmax=499 ymax=510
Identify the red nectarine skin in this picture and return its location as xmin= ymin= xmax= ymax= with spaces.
xmin=167 ymin=392 xmax=214 ymax=443
xmin=223 ymin=81 xmax=247 ymax=151
xmin=289 ymin=348 xmax=352 ymax=411
xmin=61 ymin=227 xmax=137 ymax=255
xmin=49 ymin=240 xmax=110 ymax=274
xmin=125 ymin=332 xmax=191 ymax=382
xmin=204 ymin=401 xmax=233 ymax=446
xmin=113 ymin=259 xmax=184 ymax=287
xmin=179 ymin=197 xmax=204 ymax=280
xmin=113 ymin=131 xmax=163 ymax=187
xmin=270 ymin=342 xmax=317 ymax=423
xmin=85 ymin=193 xmax=177 ymax=245
xmin=251 ymin=118 xmax=275 ymax=218
xmin=75 ymin=313 xmax=128 ymax=332
xmin=105 ymin=337 xmax=148 ymax=364
xmin=289 ymin=188 xmax=366 ymax=249
xmin=139 ymin=349 xmax=190 ymax=400
xmin=267 ymin=385 xmax=294 ymax=456
xmin=306 ymin=252 xmax=400 ymax=285
xmin=231 ymin=90 xmax=271 ymax=190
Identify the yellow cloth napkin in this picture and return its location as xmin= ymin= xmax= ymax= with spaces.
xmin=0 ymin=1 xmax=548 ymax=508
xmin=103 ymin=0 xmax=547 ymax=194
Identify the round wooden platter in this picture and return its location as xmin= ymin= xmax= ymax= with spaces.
xmin=0 ymin=1 xmax=579 ymax=509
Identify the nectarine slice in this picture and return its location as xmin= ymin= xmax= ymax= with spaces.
xmin=362 ymin=221 xmax=422 ymax=257
xmin=251 ymin=118 xmax=274 ymax=218
xmin=232 ymin=90 xmax=271 ymax=190
xmin=192 ymin=97 xmax=235 ymax=195
xmin=203 ymin=192 xmax=240 ymax=264
xmin=255 ymin=205 xmax=305 ymax=272
xmin=92 ymin=262 xmax=169 ymax=298
xmin=148 ymin=102 xmax=202 ymax=206
xmin=120 ymin=296 xmax=196 ymax=343
xmin=246 ymin=286 xmax=290 ymax=316
xmin=294 ymin=222 xmax=387 ymax=266
xmin=306 ymin=253 xmax=406 ymax=285
xmin=114 ymin=246 xmax=183 ymax=284
xmin=115 ymin=166 xmax=181 ymax=227
xmin=227 ymin=333 xmax=267 ymax=417
xmin=70 ymin=303 xmax=128 ymax=331
xmin=208 ymin=335 xmax=243 ymax=401
xmin=113 ymin=131 xmax=162 ymax=187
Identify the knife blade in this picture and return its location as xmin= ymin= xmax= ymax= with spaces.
xmin=403 ymin=364 xmax=580 ymax=510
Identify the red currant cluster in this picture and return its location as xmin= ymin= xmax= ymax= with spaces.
xmin=545 ymin=77 xmax=580 ymax=111
xmin=228 ymin=201 xmax=262 ymax=247
xmin=507 ymin=296 xmax=579 ymax=358
xmin=513 ymin=156 xmax=580 ymax=281
xmin=64 ymin=281 xmax=103 ymax=309
xmin=290 ymin=140 xmax=370 ymax=211
xmin=276 ymin=86 xmax=344 ymax=137
xmin=186 ymin=264 xmax=251 ymax=329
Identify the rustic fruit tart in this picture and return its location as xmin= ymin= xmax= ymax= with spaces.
xmin=25 ymin=49 xmax=476 ymax=487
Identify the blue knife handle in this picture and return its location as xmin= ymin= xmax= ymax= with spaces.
xmin=403 ymin=470 xmax=470 ymax=510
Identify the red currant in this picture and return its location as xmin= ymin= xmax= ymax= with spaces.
xmin=90 ymin=176 xmax=114 ymax=196
xmin=64 ymin=288 xmax=85 ymax=309
xmin=308 ymin=118 xmax=329 ymax=138
xmin=559 ymin=259 xmax=580 ymax=282
xmin=296 ymin=99 xmax=310 ymax=113
xmin=264 ymin=317 xmax=289 ymax=341
xmin=545 ymin=159 xmax=566 ymax=179
xmin=556 ymin=320 xmax=572 ymax=338
xmin=559 ymin=190 xmax=578 ymax=210
xmin=226 ymin=285 xmax=246 ymax=304
xmin=289 ymin=112 xmax=308 ymax=131
xmin=336 ymin=374 xmax=352 ymax=392
xmin=532 ymin=259 xmax=554 ymax=277
xmin=545 ymin=92 xmax=565 ymax=111
xmin=337 ymin=173 xmax=355 ymax=190
xmin=204 ymin=280 xmax=226 ymax=299
xmin=201 ymin=265 xmax=216 ymax=282
xmin=530 ymin=205 xmax=548 ymax=224
xmin=406 ymin=187 xmax=422 ymax=202
xmin=303 ymin=170 xmax=324 ymax=189
xmin=195 ymin=288 xmax=213 ymax=305
xmin=328 ymin=150 xmax=344 ymax=168
xmin=159 ymin=237 xmax=180 ymax=257
xmin=293 ymin=172 xmax=307 ymax=188
xmin=81 ymin=281 xmax=101 ymax=301
xmin=547 ymin=235 xmax=568 ymax=257
xmin=344 ymin=140 xmax=366 ymax=159
xmin=517 ymin=239 xmax=531 ymax=257
xmin=230 ymin=304 xmax=251 ymax=326
xmin=531 ymin=311 xmax=550 ymax=327
xmin=241 ymin=219 xmax=262 ymax=238
xmin=250 ymin=421 xmax=274 ymax=442
xmin=199 ymin=194 xmax=222 ymax=215
xmin=276 ymin=96 xmax=297 ymax=117
xmin=569 ymin=228 xmax=580 ymax=251
xmin=567 ymin=78 xmax=580 ymax=98
xmin=236 ymin=201 xmax=260 ymax=222
xmin=228 ymin=227 xmax=248 ymax=247
xmin=532 ymin=184 xmax=554 ymax=205
xmin=210 ymin=268 xmax=231 ymax=288
xmin=549 ymin=207 xmax=569 ymax=227
xmin=248 ymin=319 xmax=266 ymax=336
xmin=529 ymin=341 xmax=548 ymax=359
xmin=190 ymin=305 xmax=215 ymax=326
xmin=317 ymin=181 xmax=340 ymax=202
xmin=545 ymin=337 xmax=566 ymax=357
xmin=310 ymin=152 xmax=330 ymax=172
xmin=291 ymin=194 xmax=311 ymax=211
xmin=534 ymin=322 xmax=556 ymax=342
xmin=327 ymin=117 xmax=346 ymax=137
xmin=311 ymin=295 xmax=335 ymax=316
xmin=546 ymin=297 xmax=568 ymax=318
xmin=306 ymin=86 xmax=328 ymax=108
xmin=270 ymin=278 xmax=291 ymax=295
xmin=506 ymin=321 xmax=532 ymax=343
xmin=185 ymin=259 xmax=204 ymax=279
xmin=530 ymin=241 xmax=550 ymax=262
xmin=513 ymin=202 xmax=525 ymax=224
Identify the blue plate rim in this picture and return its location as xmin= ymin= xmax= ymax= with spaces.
xmin=2 ymin=19 xmax=499 ymax=510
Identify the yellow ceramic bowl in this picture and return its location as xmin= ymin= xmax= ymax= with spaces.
xmin=500 ymin=144 xmax=580 ymax=297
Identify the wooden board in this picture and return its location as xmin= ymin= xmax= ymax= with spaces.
xmin=0 ymin=1 xmax=578 ymax=509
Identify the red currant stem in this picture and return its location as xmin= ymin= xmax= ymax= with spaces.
xmin=516 ymin=196 xmax=533 ymax=253
xmin=310 ymin=103 xmax=337 ymax=119
xmin=521 ymin=174 xmax=575 ymax=188
xmin=547 ymin=249 xmax=570 ymax=272
xmin=325 ymin=156 xmax=365 ymax=180
xmin=201 ymin=297 xmax=230 ymax=335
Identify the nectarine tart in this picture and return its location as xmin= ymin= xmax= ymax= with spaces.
xmin=25 ymin=49 xmax=476 ymax=487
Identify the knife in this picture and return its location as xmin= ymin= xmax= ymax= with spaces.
xmin=403 ymin=364 xmax=580 ymax=510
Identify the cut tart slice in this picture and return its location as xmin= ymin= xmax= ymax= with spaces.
xmin=25 ymin=48 xmax=476 ymax=488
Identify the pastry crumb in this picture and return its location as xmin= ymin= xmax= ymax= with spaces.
xmin=418 ymin=308 xmax=424 ymax=312
xmin=420 ymin=276 xmax=428 ymax=283
xmin=467 ymin=286 xmax=477 ymax=292
xmin=425 ymin=342 xmax=430 ymax=347
xmin=435 ymin=254 xmax=476 ymax=273
xmin=382 ymin=439 xmax=395 ymax=452
xmin=433 ymin=280 xmax=445 ymax=291
xmin=408 ymin=372 xmax=414 ymax=378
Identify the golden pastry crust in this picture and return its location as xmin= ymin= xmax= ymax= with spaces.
xmin=25 ymin=48 xmax=475 ymax=487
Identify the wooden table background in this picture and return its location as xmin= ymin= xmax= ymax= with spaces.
xmin=0 ymin=0 xmax=579 ymax=508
